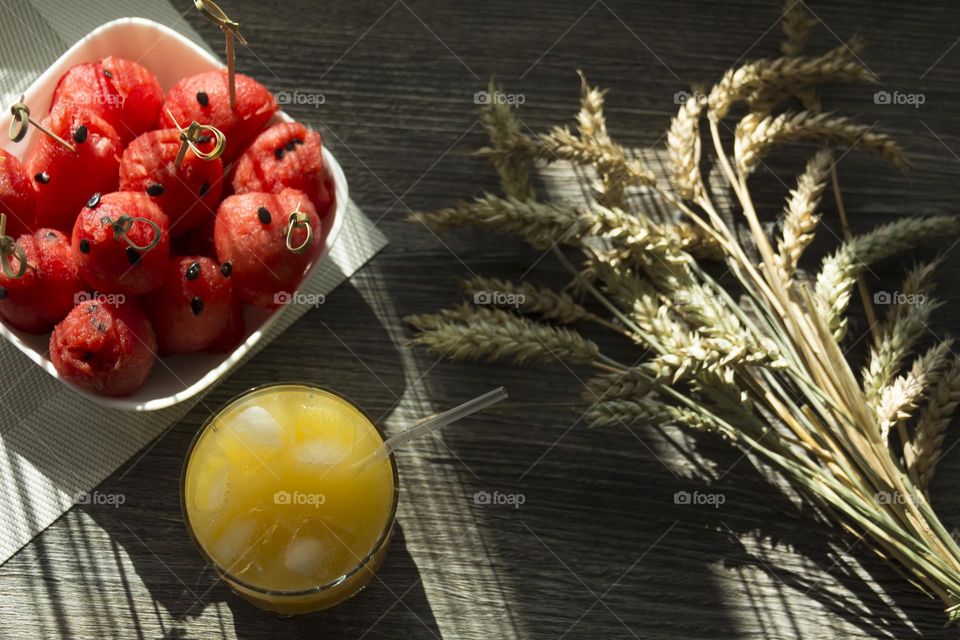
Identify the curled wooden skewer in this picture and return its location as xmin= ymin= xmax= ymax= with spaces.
xmin=103 ymin=215 xmax=162 ymax=253
xmin=0 ymin=214 xmax=28 ymax=279
xmin=166 ymin=109 xmax=226 ymax=169
xmin=9 ymin=96 xmax=76 ymax=152
xmin=285 ymin=201 xmax=313 ymax=254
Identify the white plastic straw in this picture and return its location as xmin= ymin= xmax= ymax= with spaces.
xmin=355 ymin=387 xmax=508 ymax=469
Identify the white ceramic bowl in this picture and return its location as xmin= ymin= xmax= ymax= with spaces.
xmin=0 ymin=18 xmax=348 ymax=411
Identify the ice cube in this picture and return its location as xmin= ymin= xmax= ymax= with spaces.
xmin=225 ymin=406 xmax=284 ymax=451
xmin=283 ymin=536 xmax=329 ymax=576
xmin=212 ymin=518 xmax=258 ymax=568
xmin=294 ymin=439 xmax=348 ymax=470
xmin=193 ymin=467 xmax=229 ymax=513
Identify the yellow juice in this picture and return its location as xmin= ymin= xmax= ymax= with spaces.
xmin=182 ymin=384 xmax=398 ymax=614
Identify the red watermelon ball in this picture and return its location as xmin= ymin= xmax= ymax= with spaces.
xmin=50 ymin=298 xmax=156 ymax=397
xmin=214 ymin=188 xmax=322 ymax=308
xmin=72 ymin=192 xmax=170 ymax=296
xmin=0 ymin=229 xmax=83 ymax=334
xmin=26 ymin=107 xmax=121 ymax=233
xmin=141 ymin=256 xmax=236 ymax=355
xmin=160 ymin=71 xmax=278 ymax=163
xmin=51 ymin=57 xmax=163 ymax=144
xmin=0 ymin=149 xmax=37 ymax=238
xmin=231 ymin=122 xmax=333 ymax=217
xmin=120 ymin=128 xmax=223 ymax=236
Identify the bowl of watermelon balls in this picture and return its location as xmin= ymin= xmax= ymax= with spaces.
xmin=0 ymin=18 xmax=348 ymax=410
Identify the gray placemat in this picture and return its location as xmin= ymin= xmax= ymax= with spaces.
xmin=0 ymin=0 xmax=387 ymax=563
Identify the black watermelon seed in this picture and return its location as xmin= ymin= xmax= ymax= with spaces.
xmin=146 ymin=183 xmax=165 ymax=196
xmin=86 ymin=304 xmax=98 ymax=313
xmin=44 ymin=231 xmax=57 ymax=240
xmin=100 ymin=216 xmax=111 ymax=226
xmin=34 ymin=172 xmax=49 ymax=184
xmin=196 ymin=91 xmax=209 ymax=107
xmin=73 ymin=125 xmax=88 ymax=144
xmin=257 ymin=207 xmax=272 ymax=224
xmin=86 ymin=193 xmax=101 ymax=209
xmin=78 ymin=239 xmax=91 ymax=254
xmin=103 ymin=69 xmax=113 ymax=79
xmin=293 ymin=138 xmax=304 ymax=145
xmin=92 ymin=318 xmax=106 ymax=332
xmin=186 ymin=261 xmax=201 ymax=281
xmin=220 ymin=261 xmax=232 ymax=277
xmin=0 ymin=287 xmax=7 ymax=300
xmin=190 ymin=297 xmax=204 ymax=316
xmin=199 ymin=181 xmax=210 ymax=197
xmin=284 ymin=140 xmax=296 ymax=152
xmin=126 ymin=247 xmax=140 ymax=264
xmin=274 ymin=147 xmax=284 ymax=160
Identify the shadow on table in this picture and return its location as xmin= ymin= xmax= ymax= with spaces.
xmin=675 ymin=428 xmax=957 ymax=640
xmin=421 ymin=344 xmax=959 ymax=638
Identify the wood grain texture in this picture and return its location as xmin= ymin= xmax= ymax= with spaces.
xmin=2 ymin=0 xmax=960 ymax=638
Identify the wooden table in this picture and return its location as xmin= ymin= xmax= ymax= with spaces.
xmin=2 ymin=1 xmax=960 ymax=637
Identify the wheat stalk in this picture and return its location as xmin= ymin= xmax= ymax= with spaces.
xmin=775 ymin=148 xmax=832 ymax=280
xmin=815 ymin=215 xmax=959 ymax=339
xmin=535 ymin=126 xmax=654 ymax=193
xmin=586 ymin=398 xmax=731 ymax=437
xmin=409 ymin=194 xmax=584 ymax=249
xmin=480 ymin=79 xmax=536 ymax=200
xmin=708 ymin=38 xmax=875 ymax=119
xmin=781 ymin=0 xmax=816 ymax=56
xmin=459 ymin=276 xmax=595 ymax=324
xmin=911 ymin=355 xmax=960 ymax=491
xmin=877 ymin=342 xmax=953 ymax=441
xmin=584 ymin=371 xmax=650 ymax=401
xmin=863 ymin=302 xmax=939 ymax=404
xmin=735 ymin=110 xmax=906 ymax=174
xmin=406 ymin=304 xmax=600 ymax=365
xmin=667 ymin=93 xmax=706 ymax=201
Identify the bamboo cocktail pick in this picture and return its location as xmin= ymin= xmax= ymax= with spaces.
xmin=0 ymin=214 xmax=28 ymax=279
xmin=9 ymin=96 xmax=75 ymax=152
xmin=194 ymin=0 xmax=247 ymax=109
xmin=285 ymin=201 xmax=313 ymax=254
xmin=102 ymin=214 xmax=162 ymax=253
xmin=165 ymin=109 xmax=226 ymax=169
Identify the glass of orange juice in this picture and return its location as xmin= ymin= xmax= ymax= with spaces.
xmin=181 ymin=383 xmax=399 ymax=615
